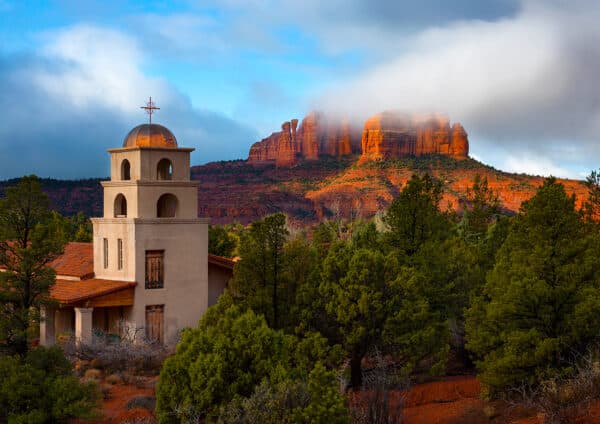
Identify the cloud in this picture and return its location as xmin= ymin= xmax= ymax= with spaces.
xmin=313 ymin=0 xmax=600 ymax=177
xmin=199 ymin=0 xmax=519 ymax=55
xmin=139 ymin=0 xmax=598 ymax=178
xmin=3 ymin=1 xmax=599 ymax=180
xmin=120 ymin=0 xmax=518 ymax=67
xmin=502 ymin=155 xmax=572 ymax=179
xmin=0 ymin=25 xmax=257 ymax=179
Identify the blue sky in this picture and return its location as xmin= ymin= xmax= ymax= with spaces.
xmin=1 ymin=0 xmax=599 ymax=179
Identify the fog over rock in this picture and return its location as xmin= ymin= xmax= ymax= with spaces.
xmin=315 ymin=0 xmax=600 ymax=178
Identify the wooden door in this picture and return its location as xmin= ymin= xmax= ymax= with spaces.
xmin=145 ymin=305 xmax=164 ymax=344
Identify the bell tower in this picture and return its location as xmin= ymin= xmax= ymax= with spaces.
xmin=91 ymin=100 xmax=209 ymax=344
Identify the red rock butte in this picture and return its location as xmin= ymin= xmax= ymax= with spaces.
xmin=247 ymin=111 xmax=469 ymax=166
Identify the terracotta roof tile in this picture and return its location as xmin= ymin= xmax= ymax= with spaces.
xmin=51 ymin=279 xmax=136 ymax=305
xmin=208 ymin=254 xmax=236 ymax=270
xmin=50 ymin=242 xmax=94 ymax=279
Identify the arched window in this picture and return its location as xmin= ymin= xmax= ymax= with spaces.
xmin=121 ymin=159 xmax=131 ymax=180
xmin=157 ymin=193 xmax=178 ymax=218
xmin=157 ymin=159 xmax=173 ymax=180
xmin=114 ymin=194 xmax=127 ymax=217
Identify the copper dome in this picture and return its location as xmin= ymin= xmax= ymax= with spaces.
xmin=123 ymin=124 xmax=177 ymax=148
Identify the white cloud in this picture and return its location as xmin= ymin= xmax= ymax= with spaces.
xmin=0 ymin=24 xmax=257 ymax=178
xmin=503 ymin=155 xmax=572 ymax=178
xmin=33 ymin=25 xmax=170 ymax=114
xmin=312 ymin=0 xmax=600 ymax=177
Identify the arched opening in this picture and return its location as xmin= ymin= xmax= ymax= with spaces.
xmin=157 ymin=159 xmax=173 ymax=180
xmin=121 ymin=159 xmax=131 ymax=180
xmin=157 ymin=193 xmax=178 ymax=218
xmin=114 ymin=194 xmax=127 ymax=217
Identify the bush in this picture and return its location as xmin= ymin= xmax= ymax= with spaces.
xmin=63 ymin=331 xmax=170 ymax=375
xmin=348 ymin=351 xmax=408 ymax=424
xmin=218 ymin=380 xmax=309 ymax=424
xmin=106 ymin=373 xmax=124 ymax=385
xmin=0 ymin=346 xmax=100 ymax=423
xmin=127 ymin=395 xmax=156 ymax=412
xmin=508 ymin=354 xmax=600 ymax=424
xmin=156 ymin=295 xmax=339 ymax=423
xmin=218 ymin=363 xmax=348 ymax=424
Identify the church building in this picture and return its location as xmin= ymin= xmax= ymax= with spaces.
xmin=40 ymin=102 xmax=233 ymax=346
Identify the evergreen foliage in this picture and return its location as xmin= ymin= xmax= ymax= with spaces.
xmin=465 ymin=178 xmax=600 ymax=395
xmin=218 ymin=363 xmax=348 ymax=424
xmin=159 ymin=170 xmax=600 ymax=419
xmin=384 ymin=173 xmax=449 ymax=255
xmin=156 ymin=294 xmax=339 ymax=423
xmin=0 ymin=175 xmax=66 ymax=355
xmin=583 ymin=169 xmax=600 ymax=223
xmin=0 ymin=346 xmax=99 ymax=423
xmin=230 ymin=213 xmax=289 ymax=328
xmin=459 ymin=174 xmax=501 ymax=243
xmin=208 ymin=224 xmax=239 ymax=257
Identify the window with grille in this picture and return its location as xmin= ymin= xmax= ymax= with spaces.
xmin=145 ymin=250 xmax=164 ymax=289
xmin=117 ymin=239 xmax=123 ymax=270
xmin=103 ymin=238 xmax=108 ymax=269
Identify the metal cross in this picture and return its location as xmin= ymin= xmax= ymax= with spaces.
xmin=141 ymin=96 xmax=160 ymax=124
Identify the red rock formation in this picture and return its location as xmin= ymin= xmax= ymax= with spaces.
xmin=360 ymin=111 xmax=469 ymax=161
xmin=277 ymin=121 xmax=296 ymax=166
xmin=248 ymin=110 xmax=468 ymax=166
xmin=338 ymin=120 xmax=353 ymax=156
xmin=248 ymin=112 xmax=362 ymax=166
xmin=450 ymin=123 xmax=469 ymax=158
xmin=247 ymin=120 xmax=300 ymax=166
xmin=297 ymin=112 xmax=320 ymax=160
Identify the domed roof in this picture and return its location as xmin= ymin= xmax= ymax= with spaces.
xmin=123 ymin=124 xmax=177 ymax=148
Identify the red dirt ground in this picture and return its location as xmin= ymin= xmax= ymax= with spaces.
xmin=88 ymin=374 xmax=600 ymax=423
xmin=91 ymin=377 xmax=157 ymax=423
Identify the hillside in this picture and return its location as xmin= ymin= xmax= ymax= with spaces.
xmin=0 ymin=155 xmax=588 ymax=224
xmin=0 ymin=178 xmax=104 ymax=217
xmin=194 ymin=154 xmax=588 ymax=225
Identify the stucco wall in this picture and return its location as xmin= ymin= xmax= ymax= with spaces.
xmin=129 ymin=219 xmax=209 ymax=343
xmin=92 ymin=144 xmax=211 ymax=345
xmin=208 ymin=262 xmax=232 ymax=307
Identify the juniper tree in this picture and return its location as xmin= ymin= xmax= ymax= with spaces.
xmin=465 ymin=178 xmax=600 ymax=395
xmin=230 ymin=213 xmax=288 ymax=328
xmin=384 ymin=173 xmax=449 ymax=256
xmin=0 ymin=176 xmax=65 ymax=355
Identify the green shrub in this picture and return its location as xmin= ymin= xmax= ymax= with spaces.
xmin=0 ymin=346 xmax=100 ymax=423
xmin=127 ymin=395 xmax=156 ymax=412
xmin=218 ymin=363 xmax=348 ymax=424
xmin=156 ymin=295 xmax=338 ymax=423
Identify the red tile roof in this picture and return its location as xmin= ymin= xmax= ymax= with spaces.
xmin=51 ymin=279 xmax=136 ymax=305
xmin=50 ymin=242 xmax=94 ymax=279
xmin=208 ymin=254 xmax=236 ymax=270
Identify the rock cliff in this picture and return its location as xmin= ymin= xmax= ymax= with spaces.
xmin=248 ymin=111 xmax=361 ymax=166
xmin=360 ymin=111 xmax=469 ymax=161
xmin=248 ymin=111 xmax=468 ymax=166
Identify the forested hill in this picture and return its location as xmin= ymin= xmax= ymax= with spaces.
xmin=0 ymin=177 xmax=105 ymax=217
xmin=0 ymin=155 xmax=589 ymax=222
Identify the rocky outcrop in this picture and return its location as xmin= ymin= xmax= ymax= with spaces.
xmin=248 ymin=111 xmax=468 ymax=166
xmin=248 ymin=112 xmax=362 ymax=166
xmin=360 ymin=112 xmax=469 ymax=161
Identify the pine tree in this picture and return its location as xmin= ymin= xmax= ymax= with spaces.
xmin=465 ymin=178 xmax=600 ymax=395
xmin=460 ymin=174 xmax=501 ymax=243
xmin=384 ymin=173 xmax=448 ymax=256
xmin=230 ymin=213 xmax=288 ymax=328
xmin=0 ymin=176 xmax=65 ymax=355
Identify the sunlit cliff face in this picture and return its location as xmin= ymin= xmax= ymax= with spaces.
xmin=248 ymin=111 xmax=468 ymax=167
